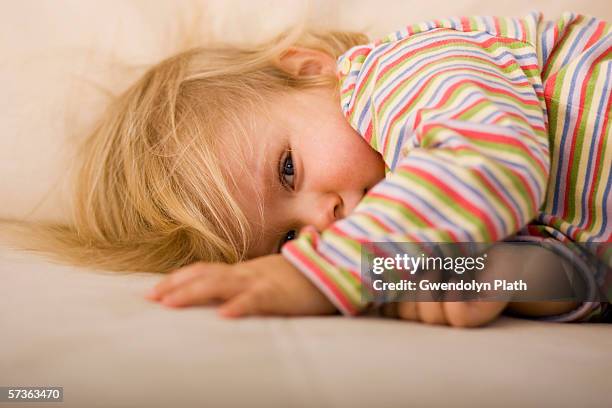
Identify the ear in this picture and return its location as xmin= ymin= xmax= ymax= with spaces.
xmin=276 ymin=46 xmax=337 ymax=77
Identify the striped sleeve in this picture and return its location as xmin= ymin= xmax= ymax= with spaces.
xmin=282 ymin=15 xmax=551 ymax=315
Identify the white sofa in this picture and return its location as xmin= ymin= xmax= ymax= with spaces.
xmin=1 ymin=1 xmax=611 ymax=407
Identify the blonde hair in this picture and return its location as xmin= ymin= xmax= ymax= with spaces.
xmin=0 ymin=26 xmax=369 ymax=274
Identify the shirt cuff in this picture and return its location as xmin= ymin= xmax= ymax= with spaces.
xmin=281 ymin=226 xmax=367 ymax=316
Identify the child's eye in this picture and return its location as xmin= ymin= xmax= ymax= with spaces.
xmin=276 ymin=229 xmax=297 ymax=253
xmin=281 ymin=230 xmax=297 ymax=246
xmin=278 ymin=150 xmax=295 ymax=189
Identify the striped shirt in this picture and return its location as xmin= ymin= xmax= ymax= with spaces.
xmin=282 ymin=11 xmax=611 ymax=320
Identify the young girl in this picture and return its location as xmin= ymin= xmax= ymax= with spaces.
xmin=6 ymin=11 xmax=610 ymax=326
xmin=143 ymin=10 xmax=610 ymax=325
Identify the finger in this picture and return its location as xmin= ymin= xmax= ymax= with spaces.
xmin=380 ymin=303 xmax=399 ymax=318
xmin=218 ymin=292 xmax=259 ymax=318
xmin=146 ymin=265 xmax=207 ymax=301
xmin=416 ymin=302 xmax=448 ymax=325
xmin=161 ymin=274 xmax=246 ymax=307
xmin=443 ymin=301 xmax=508 ymax=328
xmin=397 ymin=302 xmax=419 ymax=321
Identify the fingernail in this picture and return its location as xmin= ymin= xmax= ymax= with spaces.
xmin=218 ymin=308 xmax=236 ymax=318
xmin=162 ymin=296 xmax=178 ymax=306
xmin=144 ymin=289 xmax=158 ymax=300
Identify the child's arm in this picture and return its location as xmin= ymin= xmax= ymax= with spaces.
xmin=146 ymin=243 xmax=578 ymax=326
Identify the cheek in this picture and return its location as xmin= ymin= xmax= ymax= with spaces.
xmin=345 ymin=129 xmax=385 ymax=167
xmin=353 ymin=145 xmax=386 ymax=184
xmin=324 ymin=131 xmax=386 ymax=184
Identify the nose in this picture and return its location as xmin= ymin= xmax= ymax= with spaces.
xmin=299 ymin=192 xmax=342 ymax=231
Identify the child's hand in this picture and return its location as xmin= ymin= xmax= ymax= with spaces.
xmin=384 ymin=243 xmax=580 ymax=327
xmin=383 ymin=301 xmax=508 ymax=327
xmin=145 ymin=254 xmax=337 ymax=318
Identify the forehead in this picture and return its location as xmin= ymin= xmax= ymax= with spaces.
xmin=216 ymin=103 xmax=279 ymax=236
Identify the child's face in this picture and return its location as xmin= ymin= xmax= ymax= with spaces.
xmin=223 ymin=87 xmax=386 ymax=258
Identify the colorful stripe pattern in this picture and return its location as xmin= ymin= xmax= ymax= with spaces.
xmin=282 ymin=11 xmax=611 ymax=319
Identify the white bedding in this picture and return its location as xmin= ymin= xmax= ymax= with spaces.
xmin=1 ymin=1 xmax=611 ymax=407
xmin=1 ymin=245 xmax=611 ymax=407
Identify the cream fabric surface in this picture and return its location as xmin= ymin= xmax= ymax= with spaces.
xmin=1 ymin=245 xmax=611 ymax=407
xmin=1 ymin=1 xmax=612 ymax=407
